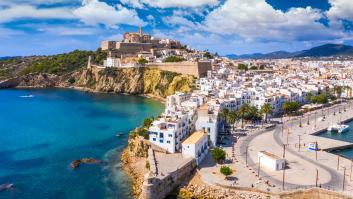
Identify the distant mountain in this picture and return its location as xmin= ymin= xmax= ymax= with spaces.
xmin=296 ymin=44 xmax=353 ymax=57
xmin=226 ymin=44 xmax=353 ymax=59
xmin=0 ymin=56 xmax=20 ymax=61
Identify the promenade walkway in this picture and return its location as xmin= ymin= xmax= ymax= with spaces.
xmin=198 ymin=100 xmax=353 ymax=197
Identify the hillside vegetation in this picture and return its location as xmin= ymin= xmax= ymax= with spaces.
xmin=19 ymin=49 xmax=106 ymax=75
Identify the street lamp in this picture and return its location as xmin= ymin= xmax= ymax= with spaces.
xmin=258 ymin=156 xmax=262 ymax=178
xmin=299 ymin=116 xmax=302 ymax=127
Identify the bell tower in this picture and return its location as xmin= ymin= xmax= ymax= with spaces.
xmin=138 ymin=25 xmax=142 ymax=36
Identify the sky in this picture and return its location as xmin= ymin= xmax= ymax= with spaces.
xmin=1 ymin=0 xmax=353 ymax=56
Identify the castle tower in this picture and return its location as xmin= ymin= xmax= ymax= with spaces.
xmin=138 ymin=25 xmax=142 ymax=36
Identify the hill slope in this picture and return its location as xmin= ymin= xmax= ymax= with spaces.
xmin=227 ymin=44 xmax=353 ymax=59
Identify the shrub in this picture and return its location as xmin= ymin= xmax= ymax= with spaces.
xmin=68 ymin=77 xmax=76 ymax=84
xmin=220 ymin=166 xmax=233 ymax=177
xmin=211 ymin=147 xmax=226 ymax=164
xmin=145 ymin=161 xmax=150 ymax=170
xmin=143 ymin=117 xmax=154 ymax=128
xmin=164 ymin=56 xmax=185 ymax=62
xmin=139 ymin=128 xmax=149 ymax=140
xmin=138 ymin=58 xmax=148 ymax=65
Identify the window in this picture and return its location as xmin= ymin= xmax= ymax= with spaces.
xmin=167 ymin=141 xmax=170 ymax=144
xmin=160 ymin=140 xmax=164 ymax=143
xmin=168 ymin=134 xmax=173 ymax=137
xmin=153 ymin=138 xmax=156 ymax=141
xmin=159 ymin=133 xmax=164 ymax=138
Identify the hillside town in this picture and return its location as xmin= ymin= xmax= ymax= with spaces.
xmin=113 ymin=29 xmax=353 ymax=198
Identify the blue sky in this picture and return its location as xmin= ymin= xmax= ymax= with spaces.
xmin=1 ymin=0 xmax=353 ymax=56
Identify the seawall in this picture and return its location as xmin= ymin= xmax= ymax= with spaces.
xmin=139 ymin=149 xmax=196 ymax=199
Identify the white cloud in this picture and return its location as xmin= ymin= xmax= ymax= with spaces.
xmin=199 ymin=0 xmax=344 ymax=42
xmin=73 ymin=0 xmax=145 ymax=28
xmin=38 ymin=26 xmax=100 ymax=36
xmin=0 ymin=4 xmax=75 ymax=23
xmin=327 ymin=0 xmax=353 ymax=21
xmin=163 ymin=15 xmax=197 ymax=28
xmin=121 ymin=0 xmax=219 ymax=8
xmin=0 ymin=27 xmax=25 ymax=38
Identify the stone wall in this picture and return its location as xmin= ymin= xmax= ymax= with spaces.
xmin=147 ymin=61 xmax=211 ymax=78
xmin=139 ymin=153 xmax=196 ymax=199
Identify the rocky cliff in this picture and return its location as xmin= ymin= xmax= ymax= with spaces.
xmin=0 ymin=67 xmax=195 ymax=98
xmin=76 ymin=67 xmax=195 ymax=97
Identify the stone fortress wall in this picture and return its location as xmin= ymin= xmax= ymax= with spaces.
xmin=147 ymin=61 xmax=212 ymax=78
xmin=139 ymin=149 xmax=196 ymax=199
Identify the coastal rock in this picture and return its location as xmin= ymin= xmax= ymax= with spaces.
xmin=70 ymin=158 xmax=101 ymax=169
xmin=76 ymin=67 xmax=194 ymax=98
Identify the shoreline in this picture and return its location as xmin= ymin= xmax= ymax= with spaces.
xmin=6 ymin=85 xmax=167 ymax=103
xmin=2 ymin=86 xmax=164 ymax=198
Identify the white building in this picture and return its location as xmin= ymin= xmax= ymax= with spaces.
xmin=148 ymin=113 xmax=188 ymax=153
xmin=258 ymin=151 xmax=286 ymax=171
xmin=182 ymin=131 xmax=208 ymax=165
xmin=195 ymin=104 xmax=219 ymax=147
xmin=104 ymin=57 xmax=121 ymax=67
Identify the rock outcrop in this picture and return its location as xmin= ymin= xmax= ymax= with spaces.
xmin=0 ymin=67 xmax=195 ymax=99
xmin=70 ymin=158 xmax=101 ymax=169
xmin=76 ymin=67 xmax=195 ymax=97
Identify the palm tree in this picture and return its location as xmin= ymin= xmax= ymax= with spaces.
xmin=238 ymin=104 xmax=250 ymax=128
xmin=260 ymin=103 xmax=273 ymax=123
xmin=228 ymin=111 xmax=240 ymax=132
xmin=219 ymin=108 xmax=230 ymax=122
xmin=333 ymin=86 xmax=343 ymax=99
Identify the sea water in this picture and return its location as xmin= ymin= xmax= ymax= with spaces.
xmin=318 ymin=120 xmax=353 ymax=159
xmin=0 ymin=89 xmax=164 ymax=199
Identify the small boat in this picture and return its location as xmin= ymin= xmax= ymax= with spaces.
xmin=0 ymin=183 xmax=13 ymax=191
xmin=116 ymin=132 xmax=123 ymax=137
xmin=328 ymin=123 xmax=349 ymax=133
xmin=20 ymin=95 xmax=34 ymax=98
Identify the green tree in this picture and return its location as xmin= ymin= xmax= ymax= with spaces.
xmin=219 ymin=108 xmax=230 ymax=122
xmin=204 ymin=51 xmax=214 ymax=59
xmin=137 ymin=57 xmax=148 ymax=65
xmin=143 ymin=117 xmax=154 ymax=128
xmin=260 ymin=103 xmax=273 ymax=123
xmin=311 ymin=93 xmax=329 ymax=104
xmin=282 ymin=101 xmax=301 ymax=115
xmin=211 ymin=147 xmax=226 ymax=164
xmin=220 ymin=166 xmax=233 ymax=179
xmin=238 ymin=63 xmax=248 ymax=71
xmin=228 ymin=111 xmax=240 ymax=131
xmin=249 ymin=65 xmax=258 ymax=70
xmin=333 ymin=86 xmax=343 ymax=98
xmin=305 ymin=92 xmax=313 ymax=103
xmin=238 ymin=104 xmax=250 ymax=128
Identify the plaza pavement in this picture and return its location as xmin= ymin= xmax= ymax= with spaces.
xmin=198 ymin=100 xmax=353 ymax=197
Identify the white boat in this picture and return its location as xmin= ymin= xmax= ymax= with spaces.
xmin=327 ymin=123 xmax=349 ymax=133
xmin=20 ymin=94 xmax=34 ymax=98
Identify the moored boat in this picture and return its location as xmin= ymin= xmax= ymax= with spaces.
xmin=328 ymin=123 xmax=349 ymax=133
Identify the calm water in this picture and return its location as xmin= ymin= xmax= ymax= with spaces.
xmin=0 ymin=89 xmax=163 ymax=199
xmin=318 ymin=120 xmax=353 ymax=159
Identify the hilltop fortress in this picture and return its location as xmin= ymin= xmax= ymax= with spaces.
xmin=99 ymin=27 xmax=212 ymax=78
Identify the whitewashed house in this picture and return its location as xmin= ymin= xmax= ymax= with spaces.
xmin=258 ymin=151 xmax=286 ymax=171
xmin=182 ymin=131 xmax=208 ymax=165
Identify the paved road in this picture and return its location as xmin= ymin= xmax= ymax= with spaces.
xmin=238 ymin=100 xmax=353 ymax=192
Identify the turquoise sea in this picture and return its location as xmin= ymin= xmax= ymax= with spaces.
xmin=318 ymin=120 xmax=353 ymax=159
xmin=0 ymin=89 xmax=163 ymax=199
